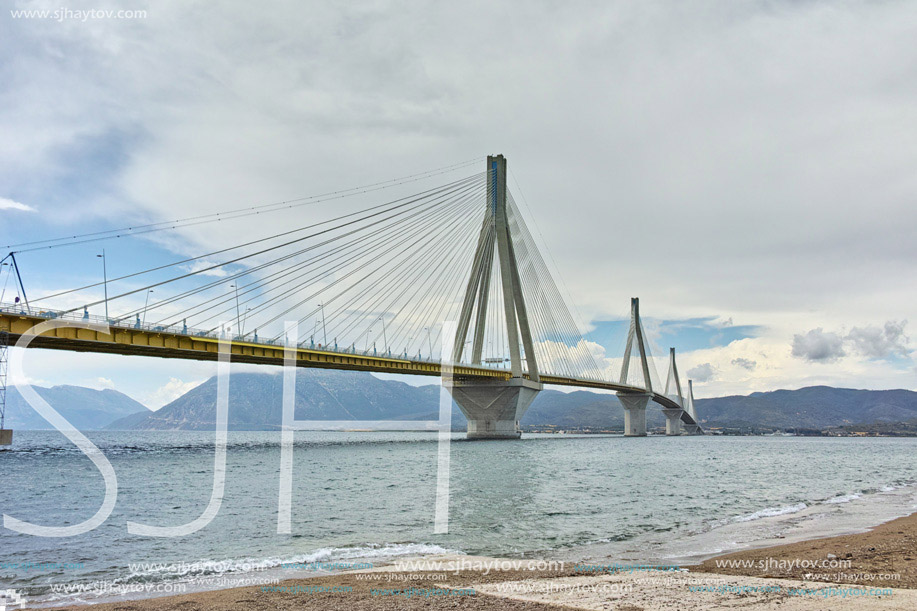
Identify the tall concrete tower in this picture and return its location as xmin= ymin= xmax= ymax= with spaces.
xmin=447 ymin=155 xmax=542 ymax=439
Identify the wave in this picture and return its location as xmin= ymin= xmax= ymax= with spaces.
xmin=734 ymin=502 xmax=808 ymax=523
xmin=823 ymin=493 xmax=861 ymax=504
xmin=122 ymin=542 xmax=460 ymax=583
xmin=292 ymin=542 xmax=459 ymax=562
xmin=6 ymin=431 xmax=451 ymax=456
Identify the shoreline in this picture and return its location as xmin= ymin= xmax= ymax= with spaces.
xmin=560 ymin=481 xmax=917 ymax=570
xmin=696 ymin=510 xmax=917 ymax=587
xmin=38 ymin=511 xmax=917 ymax=610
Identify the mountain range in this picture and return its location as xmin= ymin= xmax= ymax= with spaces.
xmin=7 ymin=371 xmax=917 ymax=432
xmin=3 ymin=385 xmax=150 ymax=430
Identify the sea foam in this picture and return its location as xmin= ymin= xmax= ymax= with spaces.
xmin=734 ymin=502 xmax=808 ymax=523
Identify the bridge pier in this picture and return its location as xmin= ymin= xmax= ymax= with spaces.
xmin=662 ymin=408 xmax=683 ymax=435
xmin=447 ymin=378 xmax=542 ymax=439
xmin=617 ymin=393 xmax=650 ymax=437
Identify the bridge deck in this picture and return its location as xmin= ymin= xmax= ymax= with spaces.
xmin=1 ymin=307 xmax=700 ymax=427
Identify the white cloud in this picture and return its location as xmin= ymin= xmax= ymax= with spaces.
xmin=792 ymin=328 xmax=847 ymax=363
xmin=790 ymin=321 xmax=910 ymax=365
xmin=731 ymin=357 xmax=757 ymax=371
xmin=676 ymin=320 xmax=916 ymax=398
xmin=687 ymin=363 xmax=716 ymax=383
xmin=847 ymin=321 xmax=909 ymax=359
xmin=88 ymin=377 xmax=116 ymax=390
xmin=144 ymin=377 xmax=205 ymax=410
xmin=0 ymin=196 xmax=36 ymax=212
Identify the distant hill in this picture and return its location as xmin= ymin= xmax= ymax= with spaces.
xmin=106 ymin=371 xmax=656 ymax=431
xmin=107 ymin=370 xmax=445 ymax=431
xmin=103 ymin=370 xmax=917 ymax=432
xmin=695 ymin=386 xmax=917 ymax=429
xmin=4 ymin=385 xmax=151 ymax=430
xmin=523 ymin=389 xmax=665 ymax=429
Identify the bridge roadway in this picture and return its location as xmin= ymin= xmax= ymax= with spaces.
xmin=0 ymin=306 xmax=700 ymax=427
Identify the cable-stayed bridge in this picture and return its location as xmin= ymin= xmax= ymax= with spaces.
xmin=0 ymin=155 xmax=702 ymax=439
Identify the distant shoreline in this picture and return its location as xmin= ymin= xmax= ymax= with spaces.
xmin=9 ymin=382 xmax=917 ymax=437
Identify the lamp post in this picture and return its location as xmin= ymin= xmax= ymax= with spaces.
xmin=377 ymin=314 xmax=388 ymax=355
xmin=96 ymin=250 xmax=108 ymax=321
xmin=230 ymin=284 xmax=242 ymax=337
xmin=318 ymin=302 xmax=327 ymax=346
xmin=142 ymin=289 xmax=154 ymax=326
xmin=242 ymin=307 xmax=251 ymax=336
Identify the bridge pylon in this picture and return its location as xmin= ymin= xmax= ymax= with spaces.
xmin=682 ymin=379 xmax=701 ymax=434
xmin=662 ymin=347 xmax=685 ymax=435
xmin=447 ymin=155 xmax=542 ymax=439
xmin=616 ymin=297 xmax=655 ymax=436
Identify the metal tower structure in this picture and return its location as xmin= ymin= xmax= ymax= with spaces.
xmin=0 ymin=331 xmax=11 ymax=445
xmin=447 ymin=155 xmax=542 ymax=438
xmin=619 ymin=297 xmax=653 ymax=391
xmin=662 ymin=347 xmax=685 ymax=435
xmin=682 ymin=379 xmax=701 ymax=434
xmin=616 ymin=298 xmax=654 ymax=436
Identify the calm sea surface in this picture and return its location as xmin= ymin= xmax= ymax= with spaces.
xmin=2 ymin=431 xmax=917 ymax=605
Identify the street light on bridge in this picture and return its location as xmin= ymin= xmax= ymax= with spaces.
xmin=230 ymin=284 xmax=242 ymax=337
xmin=142 ymin=289 xmax=154 ymax=327
xmin=424 ymin=326 xmax=433 ymax=361
xmin=318 ymin=302 xmax=327 ymax=346
xmin=96 ymin=250 xmax=108 ymax=322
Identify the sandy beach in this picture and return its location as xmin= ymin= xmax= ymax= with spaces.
xmin=697 ymin=511 xmax=917 ymax=587
xmin=37 ymin=512 xmax=917 ymax=611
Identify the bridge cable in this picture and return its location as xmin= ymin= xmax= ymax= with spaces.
xmin=5 ymin=157 xmax=482 ymax=252
xmin=148 ymin=192 xmax=475 ymax=330
xmin=134 ymin=180 xmax=482 ymax=328
xmin=227 ymin=183 xmax=484 ymax=340
xmin=34 ymin=172 xmax=483 ymax=305
xmin=194 ymin=186 xmax=483 ymax=337
xmin=262 ymin=186 xmax=485 ymax=343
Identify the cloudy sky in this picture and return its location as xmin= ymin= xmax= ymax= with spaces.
xmin=1 ymin=0 xmax=915 ymax=407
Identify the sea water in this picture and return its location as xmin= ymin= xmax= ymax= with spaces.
xmin=1 ymin=431 xmax=916 ymax=606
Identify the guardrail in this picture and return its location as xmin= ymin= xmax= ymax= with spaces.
xmin=0 ymin=302 xmax=512 ymax=368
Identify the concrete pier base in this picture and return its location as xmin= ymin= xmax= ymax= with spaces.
xmin=447 ymin=378 xmax=542 ymax=439
xmin=682 ymin=423 xmax=700 ymax=435
xmin=0 ymin=429 xmax=12 ymax=446
xmin=617 ymin=393 xmax=651 ymax=437
xmin=662 ymin=409 xmax=683 ymax=436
